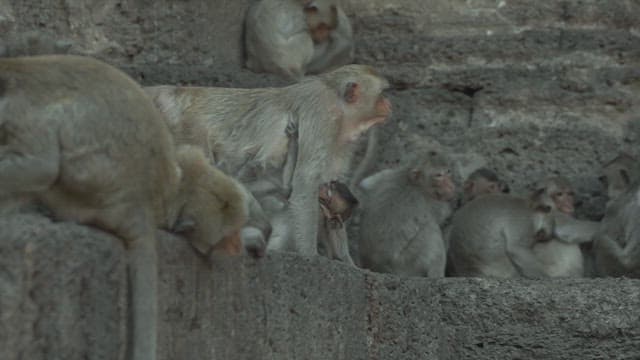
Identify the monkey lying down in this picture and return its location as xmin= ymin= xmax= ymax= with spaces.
xmin=0 ymin=55 xmax=252 ymax=360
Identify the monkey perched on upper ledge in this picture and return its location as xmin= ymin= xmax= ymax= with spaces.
xmin=244 ymin=0 xmax=354 ymax=79
xmin=0 ymin=55 xmax=250 ymax=360
xmin=146 ymin=64 xmax=392 ymax=257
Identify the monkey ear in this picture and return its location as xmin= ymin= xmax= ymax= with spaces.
xmin=343 ymin=82 xmax=360 ymax=104
xmin=173 ymin=216 xmax=196 ymax=235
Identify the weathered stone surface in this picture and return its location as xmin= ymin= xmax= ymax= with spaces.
xmin=0 ymin=214 xmax=126 ymax=360
xmin=2 ymin=214 xmax=640 ymax=359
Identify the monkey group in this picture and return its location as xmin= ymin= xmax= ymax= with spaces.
xmin=1 ymin=1 xmax=639 ymax=359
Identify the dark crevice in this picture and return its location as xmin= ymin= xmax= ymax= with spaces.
xmin=440 ymin=84 xmax=483 ymax=128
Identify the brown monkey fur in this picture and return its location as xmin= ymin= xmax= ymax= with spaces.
xmin=146 ymin=64 xmax=391 ymax=256
xmin=0 ymin=55 xmax=247 ymax=360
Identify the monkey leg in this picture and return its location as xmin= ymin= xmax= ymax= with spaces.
xmin=320 ymin=223 xmax=356 ymax=266
xmin=0 ymin=126 xmax=59 ymax=199
xmin=505 ymin=238 xmax=548 ymax=279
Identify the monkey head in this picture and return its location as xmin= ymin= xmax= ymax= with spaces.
xmin=463 ymin=167 xmax=509 ymax=203
xmin=303 ymin=0 xmax=338 ymax=44
xmin=322 ymin=65 xmax=392 ymax=144
xmin=318 ymin=180 xmax=359 ymax=224
xmin=408 ymin=150 xmax=456 ymax=202
xmin=535 ymin=176 xmax=575 ymax=215
xmin=529 ymin=187 xmax=557 ymax=242
xmin=172 ymin=146 xmax=248 ymax=255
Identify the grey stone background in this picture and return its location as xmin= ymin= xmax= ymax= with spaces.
xmin=1 ymin=0 xmax=640 ymax=359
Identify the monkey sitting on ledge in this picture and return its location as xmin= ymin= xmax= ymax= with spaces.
xmin=0 ymin=55 xmax=250 ymax=360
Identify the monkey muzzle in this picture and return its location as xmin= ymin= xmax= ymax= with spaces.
xmin=534 ymin=229 xmax=552 ymax=243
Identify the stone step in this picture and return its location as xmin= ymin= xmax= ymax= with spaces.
xmin=2 ymin=214 xmax=639 ymax=360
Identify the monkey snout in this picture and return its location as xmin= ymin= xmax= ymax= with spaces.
xmin=534 ymin=229 xmax=552 ymax=243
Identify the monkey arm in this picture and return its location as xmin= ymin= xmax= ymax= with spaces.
xmin=281 ymin=121 xmax=299 ymax=197
xmin=503 ymin=231 xmax=549 ymax=279
xmin=318 ymin=221 xmax=356 ymax=266
xmin=596 ymin=219 xmax=640 ymax=271
xmin=553 ymin=217 xmax=600 ymax=244
xmin=350 ymin=128 xmax=379 ymax=190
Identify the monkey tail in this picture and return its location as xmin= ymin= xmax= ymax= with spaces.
xmin=349 ymin=127 xmax=379 ymax=189
xmin=126 ymin=229 xmax=158 ymax=360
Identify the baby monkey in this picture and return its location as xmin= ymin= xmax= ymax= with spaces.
xmin=318 ymin=180 xmax=358 ymax=265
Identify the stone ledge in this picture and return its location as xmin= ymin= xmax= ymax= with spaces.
xmin=2 ymin=213 xmax=639 ymax=360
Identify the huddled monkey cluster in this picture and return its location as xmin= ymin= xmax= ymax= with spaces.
xmin=1 ymin=1 xmax=638 ymax=360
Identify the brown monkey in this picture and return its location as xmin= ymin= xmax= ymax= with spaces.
xmin=318 ymin=180 xmax=358 ymax=265
xmin=244 ymin=0 xmax=354 ymax=79
xmin=0 ymin=55 xmax=247 ymax=360
xmin=358 ymin=150 xmax=455 ymax=277
xmin=146 ymin=64 xmax=391 ymax=256
xmin=448 ymin=190 xmax=556 ymax=279
xmin=599 ymin=153 xmax=639 ymax=207
xmin=593 ymin=179 xmax=640 ymax=277
xmin=531 ymin=177 xmax=598 ymax=277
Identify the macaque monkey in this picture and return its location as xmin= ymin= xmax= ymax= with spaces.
xmin=448 ymin=190 xmax=556 ymax=279
xmin=593 ymin=179 xmax=640 ymax=278
xmin=318 ymin=180 xmax=358 ymax=265
xmin=244 ymin=0 xmax=354 ymax=79
xmin=0 ymin=55 xmax=248 ymax=360
xmin=358 ymin=150 xmax=455 ymax=277
xmin=531 ymin=177 xmax=598 ymax=277
xmin=462 ymin=167 xmax=510 ymax=203
xmin=443 ymin=167 xmax=508 ymax=275
xmin=599 ymin=153 xmax=639 ymax=207
xmin=146 ymin=64 xmax=392 ymax=256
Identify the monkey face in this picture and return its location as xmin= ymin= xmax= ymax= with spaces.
xmin=551 ymin=188 xmax=575 ymax=215
xmin=334 ymin=66 xmax=392 ymax=143
xmin=432 ymin=170 xmax=456 ymax=201
xmin=318 ymin=180 xmax=357 ymax=221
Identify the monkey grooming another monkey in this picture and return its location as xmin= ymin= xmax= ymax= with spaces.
xmin=146 ymin=65 xmax=391 ymax=257
xmin=0 ymin=55 xmax=249 ymax=360
xmin=244 ymin=0 xmax=354 ymax=79
xmin=531 ymin=177 xmax=598 ymax=277
xmin=358 ymin=150 xmax=455 ymax=277
xmin=318 ymin=180 xmax=358 ymax=265
xmin=448 ymin=190 xmax=556 ymax=279
xmin=593 ymin=179 xmax=640 ymax=278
